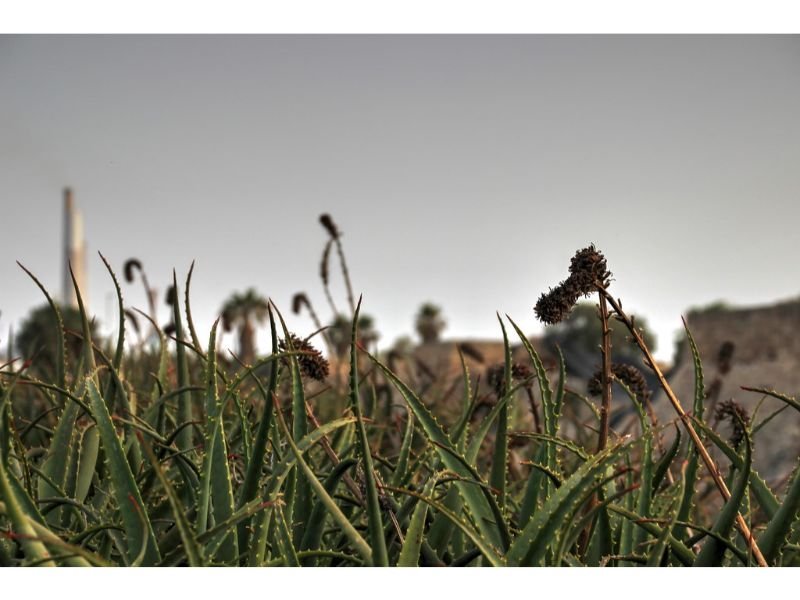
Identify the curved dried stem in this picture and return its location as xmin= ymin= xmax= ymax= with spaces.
xmin=320 ymin=239 xmax=340 ymax=316
xmin=597 ymin=287 xmax=767 ymax=567
xmin=334 ymin=237 xmax=356 ymax=316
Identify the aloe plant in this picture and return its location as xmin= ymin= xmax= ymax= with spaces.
xmin=0 ymin=229 xmax=798 ymax=567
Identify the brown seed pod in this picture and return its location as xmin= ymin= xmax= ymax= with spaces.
xmin=534 ymin=282 xmax=580 ymax=325
xmin=568 ymin=244 xmax=611 ymax=294
xmin=512 ymin=363 xmax=533 ymax=382
xmin=123 ymin=258 xmax=142 ymax=283
xmin=279 ymin=333 xmax=330 ymax=382
xmin=319 ymin=213 xmax=340 ymax=239
xmin=292 ymin=292 xmax=311 ymax=315
xmin=588 ymin=363 xmax=651 ymax=404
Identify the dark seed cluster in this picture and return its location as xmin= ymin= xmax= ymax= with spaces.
xmin=568 ymin=244 xmax=611 ymax=295
xmin=487 ymin=362 xmax=534 ymax=398
xmin=534 ymin=284 xmax=580 ymax=325
xmin=512 ymin=363 xmax=533 ymax=383
xmin=716 ymin=399 xmax=750 ymax=449
xmin=533 ymin=245 xmax=611 ymax=325
xmin=588 ymin=363 xmax=651 ymax=404
xmin=279 ymin=333 xmax=330 ymax=382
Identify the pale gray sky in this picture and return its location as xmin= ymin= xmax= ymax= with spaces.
xmin=1 ymin=35 xmax=799 ymax=361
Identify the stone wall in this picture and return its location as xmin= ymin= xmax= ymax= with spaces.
xmin=655 ymin=298 xmax=800 ymax=483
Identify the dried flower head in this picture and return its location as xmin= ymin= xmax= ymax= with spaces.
xmin=534 ymin=283 xmax=580 ymax=325
xmin=588 ymin=363 xmax=651 ymax=404
xmin=716 ymin=399 xmax=750 ymax=449
xmin=568 ymin=244 xmax=610 ymax=294
xmin=717 ymin=341 xmax=735 ymax=375
xmin=292 ymin=293 xmax=310 ymax=315
xmin=512 ymin=363 xmax=533 ymax=382
xmin=487 ymin=362 xmax=534 ymax=397
xmin=279 ymin=333 xmax=330 ymax=382
xmin=165 ymin=285 xmax=177 ymax=306
xmin=534 ymin=245 xmax=611 ymax=324
xmin=319 ymin=214 xmax=340 ymax=239
xmin=587 ymin=373 xmax=601 ymax=397
xmin=123 ymin=258 xmax=142 ymax=283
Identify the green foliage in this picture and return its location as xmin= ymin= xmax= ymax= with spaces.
xmin=687 ymin=300 xmax=732 ymax=316
xmin=1 ymin=235 xmax=797 ymax=568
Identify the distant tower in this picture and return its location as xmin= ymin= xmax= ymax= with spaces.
xmin=62 ymin=187 xmax=88 ymax=309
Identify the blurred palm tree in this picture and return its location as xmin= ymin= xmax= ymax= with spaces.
xmin=415 ymin=302 xmax=446 ymax=344
xmin=220 ymin=289 xmax=268 ymax=365
xmin=16 ymin=303 xmax=99 ymax=379
xmin=328 ymin=313 xmax=379 ymax=357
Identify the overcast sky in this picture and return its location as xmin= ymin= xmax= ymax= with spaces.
xmin=1 ymin=35 xmax=799 ymax=361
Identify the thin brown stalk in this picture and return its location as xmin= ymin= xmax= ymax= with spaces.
xmin=304 ymin=306 xmax=328 ymax=346
xmin=524 ymin=387 xmax=543 ymax=434
xmin=304 ymin=400 xmax=405 ymax=543
xmin=597 ymin=287 xmax=768 ymax=567
xmin=320 ymin=239 xmax=340 ymax=316
xmin=304 ymin=400 xmax=364 ymax=503
xmin=595 ymin=294 xmax=613 ymax=453
xmin=580 ymin=296 xmax=613 ymax=557
xmin=334 ymin=237 xmax=356 ymax=316
xmin=134 ymin=269 xmax=158 ymax=343
xmin=294 ymin=294 xmax=335 ymax=357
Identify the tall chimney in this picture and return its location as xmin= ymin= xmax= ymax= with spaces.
xmin=62 ymin=187 xmax=88 ymax=309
